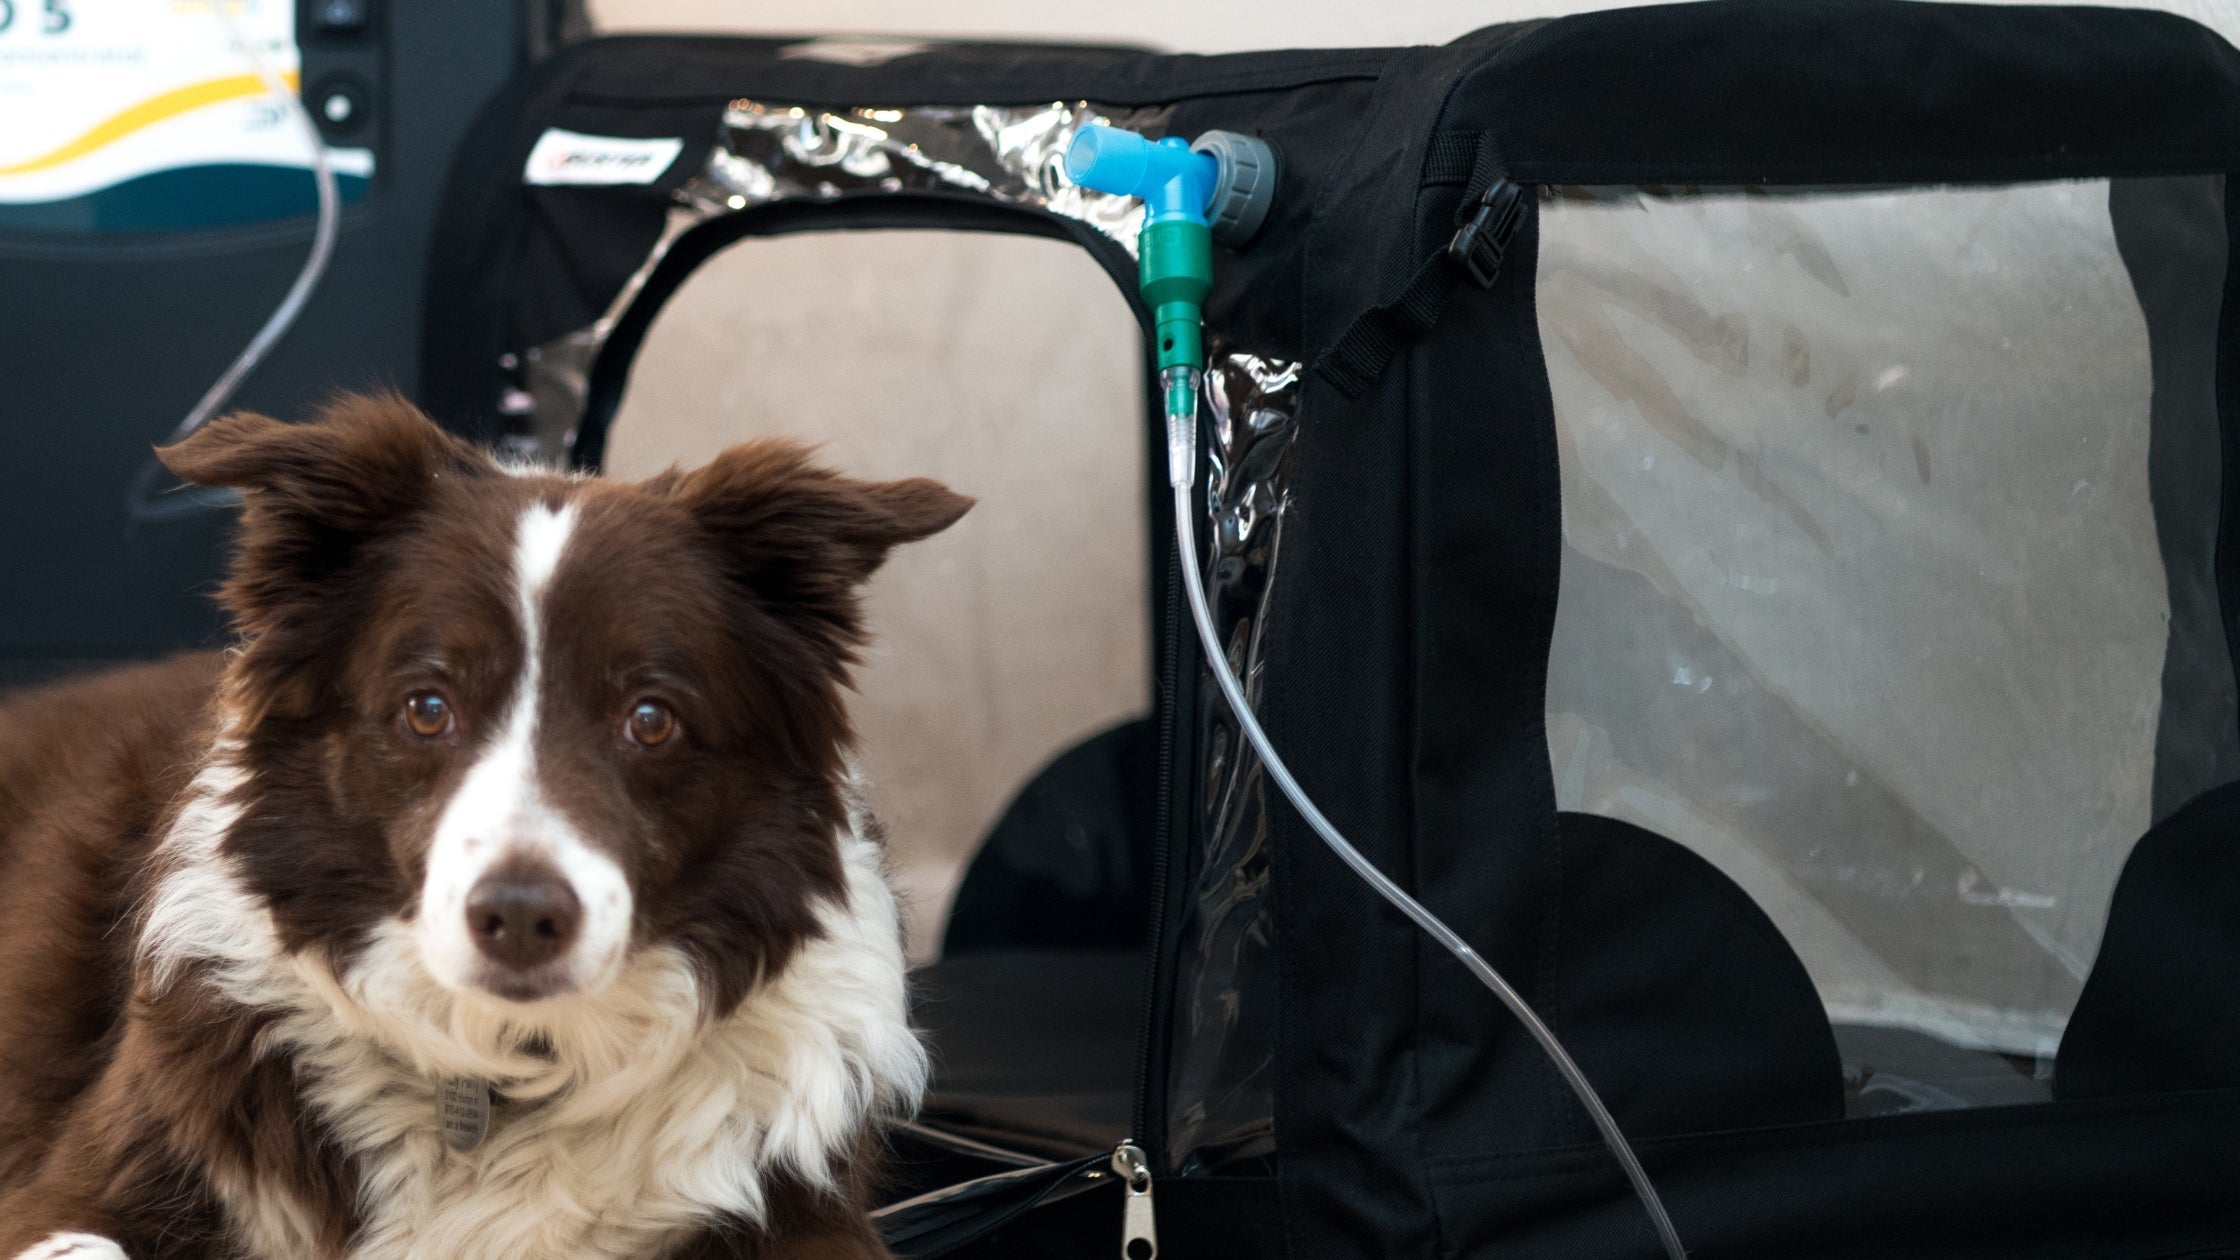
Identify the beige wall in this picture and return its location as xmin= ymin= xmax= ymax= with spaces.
xmin=603 ymin=232 xmax=1147 ymax=961
xmin=588 ymin=0 xmax=2238 ymax=52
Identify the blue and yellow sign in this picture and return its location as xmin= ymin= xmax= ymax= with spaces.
xmin=0 ymin=1 xmax=370 ymax=231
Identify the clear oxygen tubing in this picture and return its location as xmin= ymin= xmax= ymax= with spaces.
xmin=127 ymin=1 xmax=341 ymax=523
xmin=1164 ymin=388 xmax=1690 ymax=1260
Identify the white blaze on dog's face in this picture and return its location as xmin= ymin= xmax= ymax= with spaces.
xmin=412 ymin=502 xmax=636 ymax=1002
xmin=151 ymin=397 xmax=972 ymax=1014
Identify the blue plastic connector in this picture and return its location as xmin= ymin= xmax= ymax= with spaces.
xmin=1064 ymin=127 xmax=1219 ymax=227
xmin=1067 ymin=123 xmax=1277 ymax=487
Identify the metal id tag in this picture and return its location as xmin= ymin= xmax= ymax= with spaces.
xmin=438 ymin=1076 xmax=491 ymax=1153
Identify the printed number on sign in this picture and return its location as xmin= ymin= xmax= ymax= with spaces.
xmin=0 ymin=2 xmax=75 ymax=35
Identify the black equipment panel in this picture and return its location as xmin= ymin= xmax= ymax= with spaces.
xmin=0 ymin=1 xmax=529 ymax=686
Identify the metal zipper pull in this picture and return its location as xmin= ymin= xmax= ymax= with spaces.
xmin=1113 ymin=1141 xmax=1158 ymax=1260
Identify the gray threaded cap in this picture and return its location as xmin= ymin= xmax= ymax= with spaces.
xmin=1190 ymin=130 xmax=1279 ymax=246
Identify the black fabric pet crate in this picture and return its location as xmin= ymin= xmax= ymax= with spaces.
xmin=418 ymin=3 xmax=2240 ymax=1254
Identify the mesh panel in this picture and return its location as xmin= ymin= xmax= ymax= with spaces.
xmin=1540 ymin=176 xmax=2234 ymax=1110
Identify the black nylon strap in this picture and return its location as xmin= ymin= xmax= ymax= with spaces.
xmin=1423 ymin=130 xmax=1484 ymax=186
xmin=1312 ymin=133 xmax=1509 ymax=399
xmin=1312 ymin=249 xmax=1457 ymax=399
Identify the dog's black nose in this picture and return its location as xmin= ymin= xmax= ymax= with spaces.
xmin=465 ymin=864 xmax=581 ymax=971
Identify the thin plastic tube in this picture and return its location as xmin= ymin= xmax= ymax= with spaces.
xmin=1169 ymin=428 xmax=1688 ymax=1258
xmin=128 ymin=3 xmax=340 ymax=522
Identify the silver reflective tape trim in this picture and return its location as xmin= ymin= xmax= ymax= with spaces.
xmin=1164 ymin=340 xmax=1299 ymax=1168
xmin=509 ymin=99 xmax=1174 ymax=461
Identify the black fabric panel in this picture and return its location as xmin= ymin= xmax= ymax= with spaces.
xmin=944 ymin=720 xmax=1155 ymax=955
xmin=913 ymin=950 xmax=1141 ymax=1160
xmin=1169 ymin=76 xmax=1384 ymax=362
xmin=1263 ymin=386 xmax=1428 ymax=1260
xmin=1427 ymin=1089 xmax=2240 ymax=1258
xmin=2119 ymin=175 xmax=2240 ymax=820
xmin=418 ymin=38 xmax=628 ymax=437
xmin=517 ymin=187 xmax=674 ymax=341
xmin=1135 ymin=549 xmax=1195 ymax=1168
xmin=1547 ymin=814 xmax=1843 ymax=1137
xmin=1442 ymin=1 xmax=2240 ymax=185
xmin=509 ymin=104 xmax=715 ymax=356
xmin=1408 ymin=190 xmax=1575 ymax=1159
xmin=1296 ymin=33 xmax=1538 ymax=363
xmin=1266 ymin=38 xmax=1506 ymax=1260
xmin=2057 ymin=780 xmax=2240 ymax=1099
xmin=417 ymin=85 xmax=527 ymax=437
xmin=562 ymin=36 xmax=1393 ymax=110
xmin=2221 ymin=175 xmax=2240 ymax=774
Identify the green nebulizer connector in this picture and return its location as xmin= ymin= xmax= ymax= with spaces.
xmin=1064 ymin=124 xmax=1276 ymax=488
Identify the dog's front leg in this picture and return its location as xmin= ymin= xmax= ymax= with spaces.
xmin=0 ymin=1044 xmax=230 ymax=1260
xmin=0 ymin=1165 xmax=131 ymax=1260
xmin=0 ymin=1154 xmax=225 ymax=1260
xmin=0 ymin=1154 xmax=137 ymax=1260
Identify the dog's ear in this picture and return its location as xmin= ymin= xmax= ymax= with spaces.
xmin=663 ymin=438 xmax=973 ymax=660
xmin=159 ymin=394 xmax=489 ymax=719
xmin=159 ymin=394 xmax=488 ymax=625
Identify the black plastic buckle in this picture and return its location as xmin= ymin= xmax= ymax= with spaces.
xmin=1446 ymin=177 xmax=1525 ymax=290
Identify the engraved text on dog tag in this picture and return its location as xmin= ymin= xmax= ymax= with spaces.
xmin=438 ymin=1076 xmax=490 ymax=1153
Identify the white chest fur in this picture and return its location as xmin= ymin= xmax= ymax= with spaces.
xmin=143 ymin=774 xmax=926 ymax=1260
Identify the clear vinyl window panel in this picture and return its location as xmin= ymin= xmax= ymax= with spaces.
xmin=600 ymin=229 xmax=1151 ymax=964
xmin=1541 ymin=176 xmax=2234 ymax=1113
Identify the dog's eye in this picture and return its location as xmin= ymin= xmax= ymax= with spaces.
xmin=403 ymin=691 xmax=453 ymax=738
xmin=625 ymin=699 xmax=677 ymax=748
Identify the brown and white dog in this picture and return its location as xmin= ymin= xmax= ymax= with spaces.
xmin=0 ymin=395 xmax=970 ymax=1258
